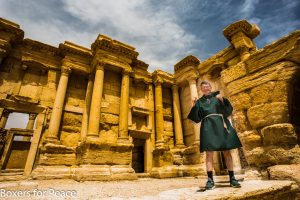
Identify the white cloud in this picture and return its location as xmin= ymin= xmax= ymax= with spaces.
xmin=240 ymin=0 xmax=260 ymax=18
xmin=61 ymin=0 xmax=199 ymax=72
xmin=0 ymin=0 xmax=200 ymax=73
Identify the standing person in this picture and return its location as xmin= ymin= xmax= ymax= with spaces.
xmin=187 ymin=80 xmax=242 ymax=190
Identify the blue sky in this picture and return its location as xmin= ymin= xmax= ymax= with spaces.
xmin=0 ymin=0 xmax=299 ymax=73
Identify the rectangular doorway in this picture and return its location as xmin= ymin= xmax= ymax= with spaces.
xmin=3 ymin=135 xmax=32 ymax=169
xmin=132 ymin=138 xmax=145 ymax=173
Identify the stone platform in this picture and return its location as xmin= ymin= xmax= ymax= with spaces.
xmin=0 ymin=177 xmax=298 ymax=199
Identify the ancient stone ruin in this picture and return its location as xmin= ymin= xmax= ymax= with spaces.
xmin=0 ymin=18 xmax=299 ymax=187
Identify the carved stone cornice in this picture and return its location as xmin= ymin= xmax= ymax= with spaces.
xmin=23 ymin=39 xmax=59 ymax=56
xmin=152 ymin=70 xmax=174 ymax=87
xmin=0 ymin=18 xmax=24 ymax=44
xmin=174 ymin=55 xmax=200 ymax=73
xmin=223 ymin=20 xmax=260 ymax=41
xmin=91 ymin=34 xmax=138 ymax=60
xmin=131 ymin=59 xmax=149 ymax=71
xmin=59 ymin=41 xmax=92 ymax=57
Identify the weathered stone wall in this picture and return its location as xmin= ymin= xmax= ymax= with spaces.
xmin=220 ymin=30 xmax=300 ymax=170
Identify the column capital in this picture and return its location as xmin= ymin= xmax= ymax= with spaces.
xmin=61 ymin=66 xmax=72 ymax=76
xmin=122 ymin=67 xmax=132 ymax=75
xmin=92 ymin=58 xmax=106 ymax=71
xmin=153 ymin=76 xmax=164 ymax=86
xmin=29 ymin=113 xmax=37 ymax=120
xmin=2 ymin=109 xmax=10 ymax=117
xmin=187 ymin=76 xmax=197 ymax=85
xmin=171 ymin=84 xmax=179 ymax=91
xmin=95 ymin=64 xmax=105 ymax=71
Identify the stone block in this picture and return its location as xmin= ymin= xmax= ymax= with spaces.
xmin=250 ymin=81 xmax=275 ymax=105
xmin=261 ymin=123 xmax=298 ymax=147
xmin=268 ymin=164 xmax=300 ymax=186
xmin=271 ymin=81 xmax=290 ymax=102
xmin=228 ymin=92 xmax=251 ymax=110
xmin=232 ymin=111 xmax=252 ymax=132
xmin=78 ymin=141 xmax=133 ymax=165
xmin=31 ymin=165 xmax=72 ymax=180
xmin=226 ymin=61 xmax=296 ymax=95
xmin=247 ymin=102 xmax=289 ymax=129
xmin=60 ymin=132 xmax=80 ymax=147
xmin=110 ymin=165 xmax=137 ymax=180
xmin=150 ymin=165 xmax=179 ymax=178
xmin=246 ymin=145 xmax=300 ymax=168
xmin=221 ymin=62 xmax=247 ymax=84
xmin=239 ymin=130 xmax=262 ymax=151
xmin=39 ymin=153 xmax=76 ymax=166
xmin=72 ymin=165 xmax=111 ymax=181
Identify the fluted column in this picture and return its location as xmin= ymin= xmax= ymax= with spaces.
xmin=154 ymin=77 xmax=164 ymax=147
xmin=23 ymin=113 xmax=37 ymax=141
xmin=117 ymin=68 xmax=131 ymax=142
xmin=171 ymin=84 xmax=185 ymax=148
xmin=80 ymin=74 xmax=94 ymax=141
xmin=0 ymin=109 xmax=10 ymax=128
xmin=87 ymin=62 xmax=105 ymax=139
xmin=188 ymin=77 xmax=200 ymax=145
xmin=46 ymin=66 xmax=71 ymax=143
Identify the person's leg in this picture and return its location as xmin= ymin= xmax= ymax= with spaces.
xmin=223 ymin=150 xmax=241 ymax=188
xmin=205 ymin=151 xmax=215 ymax=189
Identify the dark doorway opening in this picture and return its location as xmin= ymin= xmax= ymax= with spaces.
xmin=291 ymin=77 xmax=300 ymax=144
xmin=132 ymin=138 xmax=145 ymax=173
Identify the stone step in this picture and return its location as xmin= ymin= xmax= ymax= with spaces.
xmin=0 ymin=174 xmax=26 ymax=182
xmin=1 ymin=169 xmax=23 ymax=173
xmin=0 ymin=172 xmax=23 ymax=176
xmin=136 ymin=173 xmax=151 ymax=178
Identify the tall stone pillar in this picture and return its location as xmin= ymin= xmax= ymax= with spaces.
xmin=46 ymin=66 xmax=71 ymax=143
xmin=80 ymin=74 xmax=94 ymax=141
xmin=171 ymin=84 xmax=185 ymax=148
xmin=24 ymin=113 xmax=37 ymax=141
xmin=117 ymin=68 xmax=131 ymax=142
xmin=87 ymin=62 xmax=105 ymax=139
xmin=154 ymin=77 xmax=164 ymax=148
xmin=188 ymin=77 xmax=200 ymax=145
xmin=0 ymin=110 xmax=10 ymax=128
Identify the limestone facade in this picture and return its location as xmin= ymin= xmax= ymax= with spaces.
xmin=0 ymin=18 xmax=299 ymax=181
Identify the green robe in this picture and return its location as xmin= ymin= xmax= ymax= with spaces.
xmin=187 ymin=91 xmax=242 ymax=152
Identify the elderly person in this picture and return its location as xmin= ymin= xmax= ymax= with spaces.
xmin=188 ymin=80 xmax=242 ymax=190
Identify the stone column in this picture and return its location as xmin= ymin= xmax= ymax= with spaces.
xmin=80 ymin=74 xmax=94 ymax=141
xmin=87 ymin=62 xmax=105 ymax=139
xmin=188 ymin=77 xmax=200 ymax=145
xmin=23 ymin=113 xmax=37 ymax=141
xmin=46 ymin=66 xmax=71 ymax=143
xmin=0 ymin=110 xmax=10 ymax=128
xmin=154 ymin=77 xmax=164 ymax=147
xmin=117 ymin=68 xmax=131 ymax=142
xmin=171 ymin=84 xmax=185 ymax=148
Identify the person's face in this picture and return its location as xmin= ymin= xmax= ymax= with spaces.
xmin=201 ymin=83 xmax=212 ymax=95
